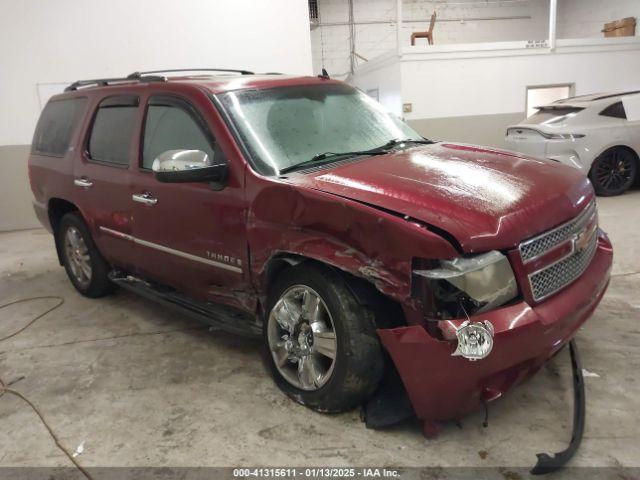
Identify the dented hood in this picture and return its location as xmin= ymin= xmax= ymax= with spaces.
xmin=284 ymin=142 xmax=594 ymax=252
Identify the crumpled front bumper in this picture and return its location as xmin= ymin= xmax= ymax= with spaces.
xmin=378 ymin=231 xmax=612 ymax=424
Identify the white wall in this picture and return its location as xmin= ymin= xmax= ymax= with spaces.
xmin=0 ymin=0 xmax=313 ymax=146
xmin=557 ymin=0 xmax=640 ymax=39
xmin=349 ymin=52 xmax=402 ymax=116
xmin=312 ymin=0 xmax=550 ymax=78
xmin=400 ymin=39 xmax=640 ymax=120
xmin=313 ymin=0 xmax=640 ymax=79
xmin=395 ymin=38 xmax=640 ymax=147
xmin=0 ymin=0 xmax=313 ymax=231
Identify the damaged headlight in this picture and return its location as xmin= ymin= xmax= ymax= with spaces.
xmin=413 ymin=250 xmax=518 ymax=320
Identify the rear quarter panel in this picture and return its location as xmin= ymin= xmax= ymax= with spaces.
xmin=28 ymin=92 xmax=92 ymax=231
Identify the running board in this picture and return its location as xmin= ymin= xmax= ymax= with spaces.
xmin=108 ymin=271 xmax=261 ymax=338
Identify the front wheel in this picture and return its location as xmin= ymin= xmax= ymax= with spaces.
xmin=264 ymin=264 xmax=384 ymax=412
xmin=589 ymin=148 xmax=637 ymax=196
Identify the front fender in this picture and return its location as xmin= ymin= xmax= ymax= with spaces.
xmin=247 ymin=183 xmax=460 ymax=304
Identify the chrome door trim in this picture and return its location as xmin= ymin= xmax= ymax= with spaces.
xmin=74 ymin=178 xmax=93 ymax=188
xmin=100 ymin=227 xmax=134 ymax=241
xmin=99 ymin=226 xmax=242 ymax=273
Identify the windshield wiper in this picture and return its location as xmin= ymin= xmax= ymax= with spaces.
xmin=311 ymin=138 xmax=433 ymax=162
xmin=278 ymin=138 xmax=433 ymax=175
xmin=384 ymin=138 xmax=433 ymax=148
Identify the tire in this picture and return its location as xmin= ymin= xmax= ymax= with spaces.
xmin=264 ymin=263 xmax=384 ymax=413
xmin=589 ymin=148 xmax=638 ymax=196
xmin=58 ymin=212 xmax=112 ymax=298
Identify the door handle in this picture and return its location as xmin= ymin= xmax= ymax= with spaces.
xmin=74 ymin=178 xmax=93 ymax=188
xmin=132 ymin=192 xmax=158 ymax=206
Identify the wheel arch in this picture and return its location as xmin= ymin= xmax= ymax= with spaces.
xmin=261 ymin=252 xmax=406 ymax=329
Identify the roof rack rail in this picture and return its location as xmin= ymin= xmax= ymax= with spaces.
xmin=64 ymin=75 xmax=165 ymax=92
xmin=127 ymin=68 xmax=255 ymax=78
xmin=64 ymin=68 xmax=254 ymax=92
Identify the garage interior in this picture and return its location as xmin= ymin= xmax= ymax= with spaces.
xmin=1 ymin=0 xmax=639 ymax=477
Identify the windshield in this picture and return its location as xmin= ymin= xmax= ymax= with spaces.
xmin=217 ymin=83 xmax=423 ymax=175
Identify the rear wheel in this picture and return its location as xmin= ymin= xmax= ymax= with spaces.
xmin=59 ymin=212 xmax=112 ymax=297
xmin=589 ymin=148 xmax=637 ymax=196
xmin=264 ymin=264 xmax=384 ymax=412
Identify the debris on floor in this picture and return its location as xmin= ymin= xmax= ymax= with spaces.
xmin=73 ymin=441 xmax=85 ymax=458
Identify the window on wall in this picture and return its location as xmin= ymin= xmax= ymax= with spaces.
xmin=526 ymin=85 xmax=573 ymax=117
xmin=308 ymin=0 xmax=319 ymax=22
xmin=557 ymin=0 xmax=637 ymax=41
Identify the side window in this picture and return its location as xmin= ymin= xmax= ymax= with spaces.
xmin=32 ymin=97 xmax=87 ymax=156
xmin=88 ymin=95 xmax=139 ymax=165
xmin=142 ymin=97 xmax=216 ymax=170
xmin=599 ymin=101 xmax=627 ymax=119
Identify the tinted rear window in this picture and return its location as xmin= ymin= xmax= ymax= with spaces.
xmin=88 ymin=96 xmax=139 ymax=165
xmin=599 ymin=101 xmax=626 ymax=119
xmin=32 ymin=98 xmax=87 ymax=156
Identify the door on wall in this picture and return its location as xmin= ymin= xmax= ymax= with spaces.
xmin=129 ymin=93 xmax=249 ymax=307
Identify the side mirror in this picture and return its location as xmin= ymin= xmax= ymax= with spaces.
xmin=152 ymin=149 xmax=228 ymax=184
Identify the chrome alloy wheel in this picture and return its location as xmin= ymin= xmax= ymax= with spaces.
xmin=64 ymin=226 xmax=92 ymax=288
xmin=267 ymin=285 xmax=338 ymax=391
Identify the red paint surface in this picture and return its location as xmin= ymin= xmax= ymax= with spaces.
xmin=28 ymin=75 xmax=612 ymax=423
xmin=285 ymin=142 xmax=593 ymax=253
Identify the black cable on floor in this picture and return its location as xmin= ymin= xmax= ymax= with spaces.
xmin=0 ymin=296 xmax=93 ymax=480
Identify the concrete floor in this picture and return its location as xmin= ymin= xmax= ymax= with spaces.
xmin=0 ymin=192 xmax=639 ymax=472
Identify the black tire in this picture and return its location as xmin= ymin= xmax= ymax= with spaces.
xmin=58 ymin=212 xmax=113 ymax=298
xmin=263 ymin=263 xmax=384 ymax=413
xmin=589 ymin=147 xmax=638 ymax=196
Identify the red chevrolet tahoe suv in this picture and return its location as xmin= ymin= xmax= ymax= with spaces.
xmin=28 ymin=69 xmax=612 ymax=449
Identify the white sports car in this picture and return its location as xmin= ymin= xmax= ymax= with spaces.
xmin=506 ymin=91 xmax=640 ymax=196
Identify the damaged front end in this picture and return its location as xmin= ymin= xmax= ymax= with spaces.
xmin=369 ymin=229 xmax=612 ymax=473
xmin=412 ymin=250 xmax=519 ymax=360
xmin=413 ymin=250 xmax=519 ymax=322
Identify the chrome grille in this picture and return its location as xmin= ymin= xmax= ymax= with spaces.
xmin=529 ymin=231 xmax=597 ymax=301
xmin=519 ymin=200 xmax=596 ymax=262
xmin=519 ymin=200 xmax=598 ymax=302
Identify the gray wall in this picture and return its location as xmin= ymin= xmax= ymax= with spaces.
xmin=408 ymin=112 xmax=526 ymax=150
xmin=0 ymin=145 xmax=40 ymax=231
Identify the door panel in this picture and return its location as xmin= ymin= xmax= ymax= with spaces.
xmin=130 ymin=93 xmax=249 ymax=308
xmin=73 ymin=94 xmax=139 ymax=271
